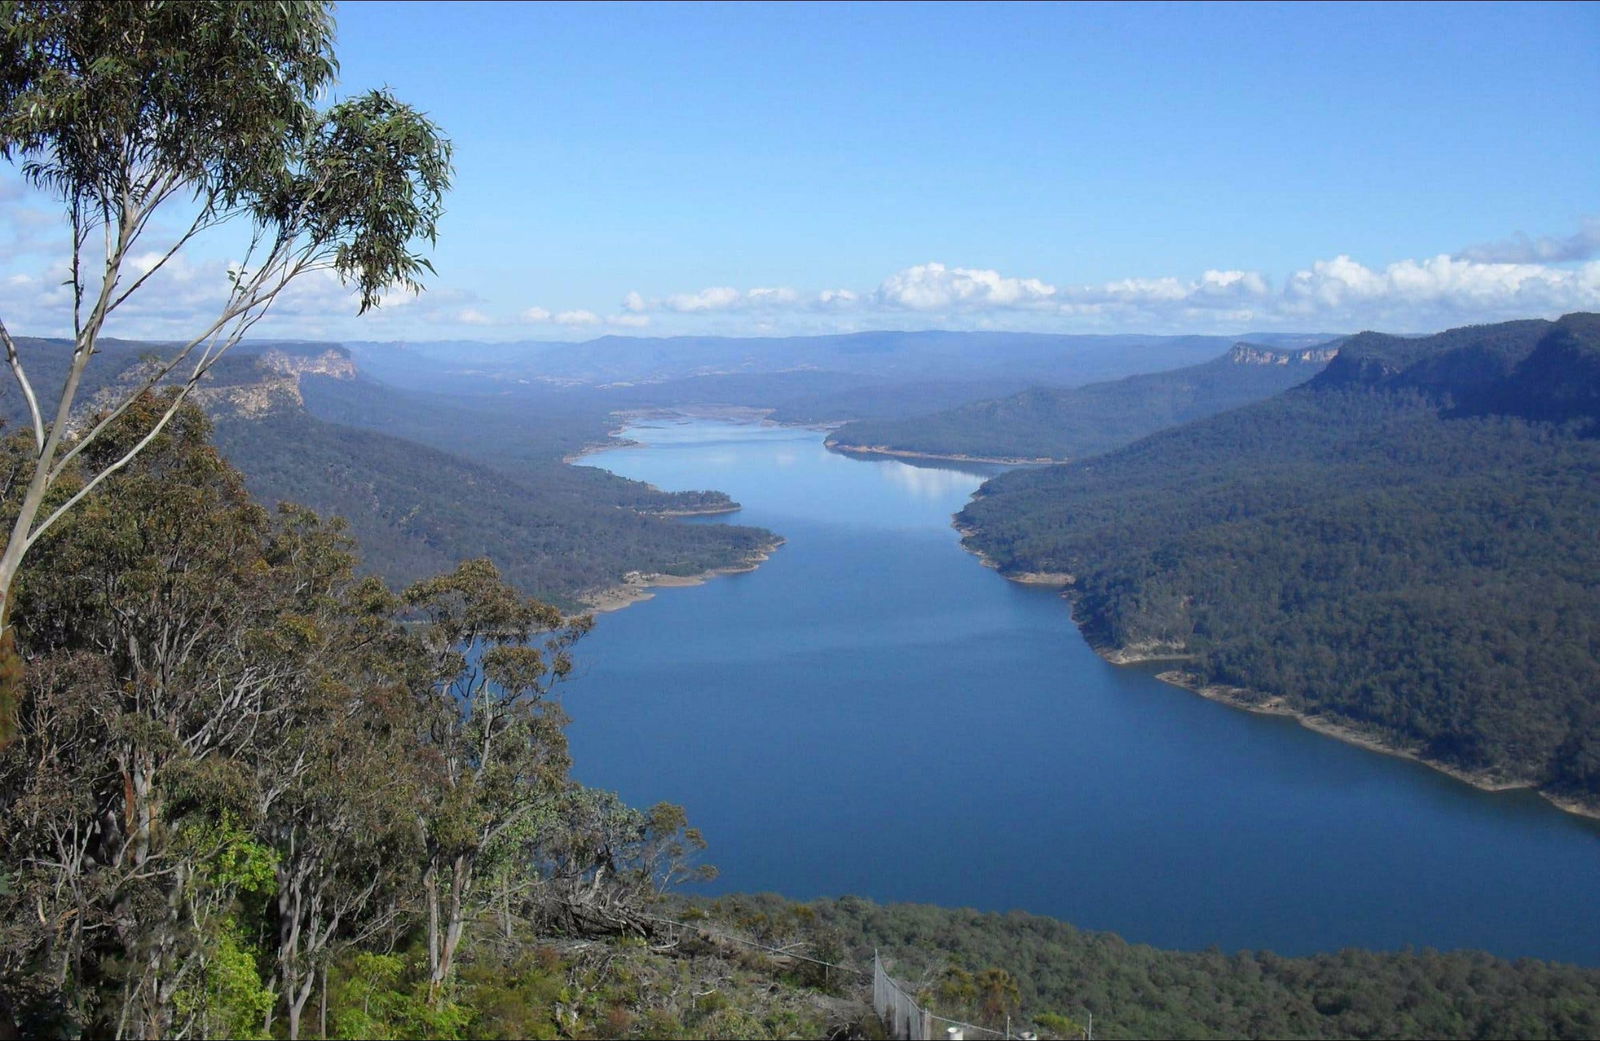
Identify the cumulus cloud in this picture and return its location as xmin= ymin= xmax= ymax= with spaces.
xmin=876 ymin=262 xmax=1057 ymax=310
xmin=7 ymin=209 xmax=1598 ymax=341
xmin=0 ymin=246 xmax=506 ymax=341
xmin=622 ymin=285 xmax=806 ymax=314
xmin=616 ymin=243 xmax=1600 ymax=335
xmin=519 ymin=305 xmax=644 ymax=329
xmin=1279 ymin=253 xmax=1600 ymax=323
xmin=1456 ymin=217 xmax=1600 ymax=264
xmin=664 ymin=286 xmax=741 ymax=312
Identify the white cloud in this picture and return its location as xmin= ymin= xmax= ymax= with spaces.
xmin=599 ymin=247 xmax=1600 ymax=337
xmin=875 ymin=262 xmax=1057 ymax=310
xmin=624 ymin=284 xmax=808 ymax=314
xmin=1457 ymin=217 xmax=1600 ymax=264
xmin=664 ymin=286 xmax=742 ymax=312
xmin=6 ymin=211 xmax=1598 ymax=341
xmin=746 ymin=286 xmax=800 ymax=305
xmin=1279 ymin=253 xmax=1600 ymax=325
xmin=520 ymin=305 xmax=644 ymax=329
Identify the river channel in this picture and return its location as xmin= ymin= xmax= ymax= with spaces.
xmin=564 ymin=417 xmax=1600 ymax=964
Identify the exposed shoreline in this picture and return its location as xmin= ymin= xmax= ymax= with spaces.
xmin=826 ymin=439 xmax=1069 ymax=466
xmin=562 ymin=437 xmax=640 ymax=464
xmin=1148 ymin=667 xmax=1600 ymax=821
xmin=578 ymin=538 xmax=785 ymax=614
xmin=949 ymin=521 xmax=1075 ymax=585
xmin=956 ymin=526 xmax=1600 ymax=823
xmin=645 ymin=504 xmax=743 ymax=517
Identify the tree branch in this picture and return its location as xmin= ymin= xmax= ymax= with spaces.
xmin=104 ymin=186 xmax=228 ymax=316
xmin=0 ymin=319 xmax=47 ymax=451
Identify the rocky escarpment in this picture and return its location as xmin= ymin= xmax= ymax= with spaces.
xmin=73 ymin=345 xmax=361 ymax=422
xmin=192 ymin=348 xmax=357 ymax=418
xmin=259 ymin=347 xmax=358 ymax=381
xmin=1226 ymin=342 xmax=1341 ymax=366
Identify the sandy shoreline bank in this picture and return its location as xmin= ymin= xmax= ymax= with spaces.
xmin=578 ymin=539 xmax=785 ymax=614
xmin=949 ymin=522 xmax=1075 ymax=586
xmin=1147 ymin=667 xmax=1600 ymax=821
xmin=647 ymin=504 xmax=742 ymax=517
xmin=827 ymin=440 xmax=1068 ymax=465
xmin=956 ymin=531 xmax=1600 ymax=823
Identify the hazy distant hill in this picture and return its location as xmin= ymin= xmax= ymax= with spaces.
xmin=345 ymin=329 xmax=1339 ymax=397
xmin=959 ymin=313 xmax=1600 ymax=808
xmin=826 ymin=342 xmax=1340 ymax=461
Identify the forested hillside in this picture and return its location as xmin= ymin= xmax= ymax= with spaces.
xmin=959 ymin=314 xmax=1600 ymax=807
xmin=827 ymin=342 xmax=1339 ymax=461
xmin=211 ymin=409 xmax=775 ymax=610
xmin=2 ymin=338 xmax=776 ymax=610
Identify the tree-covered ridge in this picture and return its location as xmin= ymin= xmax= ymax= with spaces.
xmin=212 ymin=409 xmax=775 ymax=612
xmin=959 ymin=313 xmax=1600 ymax=805
xmin=826 ymin=343 xmax=1337 ymax=462
xmin=709 ymin=894 xmax=1600 ymax=1041
xmin=2 ymin=338 xmax=775 ymax=611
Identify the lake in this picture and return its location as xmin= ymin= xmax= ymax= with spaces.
xmin=564 ymin=417 xmax=1600 ymax=965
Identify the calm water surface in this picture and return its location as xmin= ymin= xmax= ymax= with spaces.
xmin=564 ymin=418 xmax=1600 ymax=964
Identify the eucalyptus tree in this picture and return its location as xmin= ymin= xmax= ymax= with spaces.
xmin=0 ymin=400 xmax=322 ymax=1037
xmin=404 ymin=559 xmax=592 ymax=993
xmin=2 ymin=401 xmax=443 ymax=1037
xmin=0 ymin=1 xmax=452 ymax=718
xmin=252 ymin=505 xmax=433 ymax=1041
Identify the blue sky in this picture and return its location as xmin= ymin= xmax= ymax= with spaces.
xmin=3 ymin=0 xmax=1597 ymax=340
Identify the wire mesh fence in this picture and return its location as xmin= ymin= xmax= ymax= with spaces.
xmin=873 ymin=951 xmax=1010 ymax=1040
xmin=642 ymin=912 xmax=1058 ymax=1040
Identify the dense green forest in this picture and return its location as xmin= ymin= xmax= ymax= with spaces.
xmin=960 ymin=313 xmax=1600 ymax=805
xmin=0 ymin=398 xmax=709 ymax=1037
xmin=827 ymin=342 xmax=1338 ymax=461
xmin=211 ymin=407 xmax=773 ymax=611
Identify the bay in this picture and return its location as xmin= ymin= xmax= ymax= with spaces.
xmin=563 ymin=418 xmax=1600 ymax=965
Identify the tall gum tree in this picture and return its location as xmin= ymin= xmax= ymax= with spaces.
xmin=0 ymin=1 xmax=452 ymax=733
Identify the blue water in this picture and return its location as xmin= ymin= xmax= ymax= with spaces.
xmin=563 ymin=418 xmax=1600 ymax=964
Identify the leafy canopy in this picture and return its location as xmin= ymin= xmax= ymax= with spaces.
xmin=0 ymin=0 xmax=450 ymax=312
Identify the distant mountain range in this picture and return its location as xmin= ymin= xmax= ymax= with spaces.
xmin=958 ymin=313 xmax=1600 ymax=810
xmin=343 ymin=329 xmax=1340 ymax=396
xmin=826 ymin=341 xmax=1340 ymax=462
